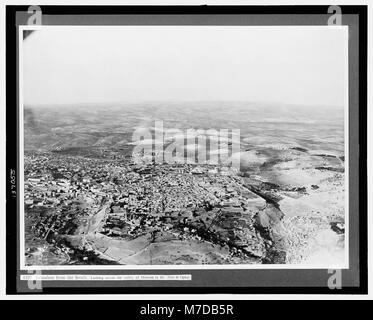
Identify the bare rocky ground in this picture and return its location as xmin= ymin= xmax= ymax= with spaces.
xmin=240 ymin=147 xmax=345 ymax=265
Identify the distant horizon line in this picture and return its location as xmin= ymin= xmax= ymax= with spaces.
xmin=24 ymin=100 xmax=344 ymax=109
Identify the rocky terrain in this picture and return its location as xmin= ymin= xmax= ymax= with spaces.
xmin=25 ymin=149 xmax=345 ymax=266
xmin=24 ymin=103 xmax=346 ymax=266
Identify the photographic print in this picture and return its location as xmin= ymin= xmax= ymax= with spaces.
xmin=20 ymin=25 xmax=348 ymax=269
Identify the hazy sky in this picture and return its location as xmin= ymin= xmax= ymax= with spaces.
xmin=23 ymin=26 xmax=348 ymax=107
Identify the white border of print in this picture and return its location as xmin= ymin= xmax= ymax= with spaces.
xmin=19 ymin=25 xmax=349 ymax=270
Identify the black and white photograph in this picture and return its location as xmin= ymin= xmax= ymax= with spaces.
xmin=20 ymin=25 xmax=348 ymax=268
xmin=3 ymin=3 xmax=369 ymax=297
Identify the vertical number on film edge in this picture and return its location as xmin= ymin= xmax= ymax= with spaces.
xmin=25 ymin=5 xmax=43 ymax=292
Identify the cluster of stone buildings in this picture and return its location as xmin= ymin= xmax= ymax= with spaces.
xmin=25 ymin=152 xmax=268 ymax=261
